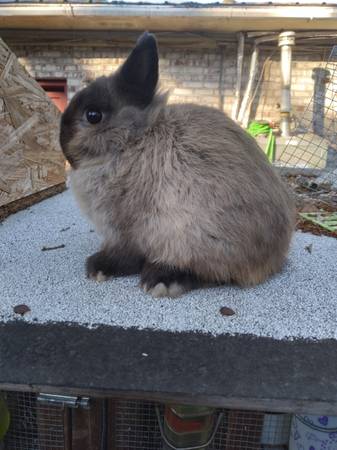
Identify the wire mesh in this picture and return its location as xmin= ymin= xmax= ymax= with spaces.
xmin=213 ymin=410 xmax=291 ymax=450
xmin=214 ymin=410 xmax=263 ymax=450
xmin=0 ymin=391 xmax=292 ymax=450
xmin=3 ymin=391 xmax=66 ymax=450
xmin=278 ymin=45 xmax=337 ymax=193
xmin=113 ymin=400 xmax=163 ymax=450
xmin=111 ymin=400 xmax=291 ymax=450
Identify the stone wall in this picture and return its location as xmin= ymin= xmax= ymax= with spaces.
xmin=12 ymin=44 xmax=329 ymax=126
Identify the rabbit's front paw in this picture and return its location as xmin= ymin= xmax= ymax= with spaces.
xmin=140 ymin=262 xmax=197 ymax=298
xmin=86 ymin=251 xmax=113 ymax=282
xmin=86 ymin=247 xmax=145 ymax=280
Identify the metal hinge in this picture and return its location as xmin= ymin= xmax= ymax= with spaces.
xmin=37 ymin=393 xmax=90 ymax=409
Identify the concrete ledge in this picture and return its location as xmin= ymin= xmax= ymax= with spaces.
xmin=1 ymin=321 xmax=337 ymax=414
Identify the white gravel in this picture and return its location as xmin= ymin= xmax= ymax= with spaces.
xmin=1 ymin=190 xmax=336 ymax=341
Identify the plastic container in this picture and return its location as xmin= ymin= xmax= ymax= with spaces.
xmin=163 ymin=405 xmax=216 ymax=450
xmin=261 ymin=413 xmax=292 ymax=449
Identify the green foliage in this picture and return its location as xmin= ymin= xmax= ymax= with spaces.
xmin=247 ymin=121 xmax=276 ymax=163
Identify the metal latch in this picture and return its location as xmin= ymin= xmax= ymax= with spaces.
xmin=37 ymin=393 xmax=90 ymax=409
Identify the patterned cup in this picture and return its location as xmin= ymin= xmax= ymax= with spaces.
xmin=289 ymin=414 xmax=337 ymax=450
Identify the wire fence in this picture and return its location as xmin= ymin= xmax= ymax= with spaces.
xmin=278 ymin=45 xmax=337 ymax=193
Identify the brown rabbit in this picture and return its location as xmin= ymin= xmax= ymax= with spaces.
xmin=60 ymin=32 xmax=295 ymax=298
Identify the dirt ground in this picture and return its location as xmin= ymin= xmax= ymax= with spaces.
xmin=285 ymin=174 xmax=337 ymax=239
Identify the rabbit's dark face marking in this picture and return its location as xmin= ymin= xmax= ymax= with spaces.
xmin=60 ymin=78 xmax=115 ymax=167
xmin=59 ymin=32 xmax=159 ymax=168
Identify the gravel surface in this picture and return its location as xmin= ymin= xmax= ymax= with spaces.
xmin=1 ymin=190 xmax=336 ymax=341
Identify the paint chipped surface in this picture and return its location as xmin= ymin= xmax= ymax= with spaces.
xmin=0 ymin=190 xmax=336 ymax=341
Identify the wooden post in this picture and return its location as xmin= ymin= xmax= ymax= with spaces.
xmin=71 ymin=399 xmax=105 ymax=450
xmin=237 ymin=44 xmax=259 ymax=128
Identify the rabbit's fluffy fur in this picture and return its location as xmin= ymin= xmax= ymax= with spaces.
xmin=60 ymin=32 xmax=295 ymax=298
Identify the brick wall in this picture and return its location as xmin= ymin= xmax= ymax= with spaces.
xmin=12 ymin=44 xmax=329 ymax=126
xmin=251 ymin=52 xmax=328 ymax=124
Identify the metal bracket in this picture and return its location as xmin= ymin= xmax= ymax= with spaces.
xmin=37 ymin=393 xmax=90 ymax=409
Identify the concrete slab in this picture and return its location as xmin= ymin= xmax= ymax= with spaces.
xmin=0 ymin=189 xmax=336 ymax=341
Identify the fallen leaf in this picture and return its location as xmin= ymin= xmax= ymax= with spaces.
xmin=299 ymin=204 xmax=321 ymax=213
xmin=13 ymin=304 xmax=31 ymax=316
xmin=220 ymin=307 xmax=235 ymax=316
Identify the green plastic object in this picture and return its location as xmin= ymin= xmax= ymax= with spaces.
xmin=299 ymin=212 xmax=337 ymax=233
xmin=0 ymin=394 xmax=10 ymax=441
xmin=247 ymin=121 xmax=276 ymax=163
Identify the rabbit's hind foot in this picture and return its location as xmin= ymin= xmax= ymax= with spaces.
xmin=140 ymin=262 xmax=198 ymax=298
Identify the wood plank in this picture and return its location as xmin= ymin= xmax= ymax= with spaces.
xmin=106 ymin=399 xmax=117 ymax=450
xmin=71 ymin=399 xmax=105 ymax=450
xmin=0 ymin=182 xmax=66 ymax=221
xmin=0 ymin=38 xmax=65 ymax=208
xmin=0 ymin=29 xmax=233 ymax=49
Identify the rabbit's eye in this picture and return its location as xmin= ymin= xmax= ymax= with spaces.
xmin=86 ymin=109 xmax=102 ymax=124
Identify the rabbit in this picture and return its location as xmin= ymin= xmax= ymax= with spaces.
xmin=60 ymin=32 xmax=295 ymax=298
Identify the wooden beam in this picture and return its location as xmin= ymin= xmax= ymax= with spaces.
xmin=0 ymin=29 xmax=239 ymax=49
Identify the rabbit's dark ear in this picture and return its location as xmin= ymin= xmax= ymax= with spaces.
xmin=115 ymin=32 xmax=158 ymax=108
